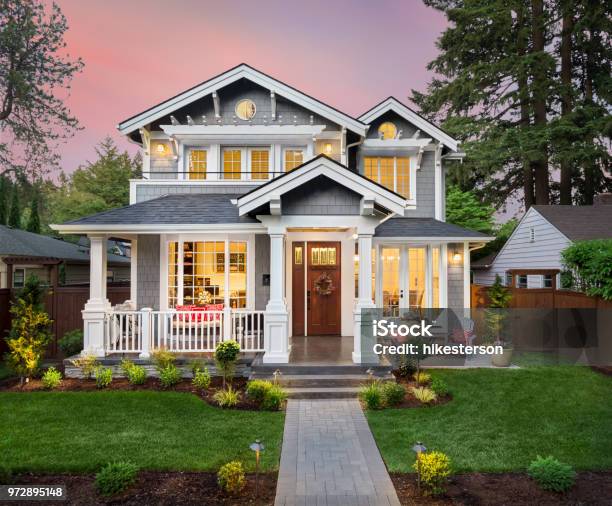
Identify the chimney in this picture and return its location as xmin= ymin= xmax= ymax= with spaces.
xmin=593 ymin=193 xmax=612 ymax=206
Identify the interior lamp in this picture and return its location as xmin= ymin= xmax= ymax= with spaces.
xmin=324 ymin=143 xmax=332 ymax=155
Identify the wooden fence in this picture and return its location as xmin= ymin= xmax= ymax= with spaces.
xmin=0 ymin=285 xmax=130 ymax=357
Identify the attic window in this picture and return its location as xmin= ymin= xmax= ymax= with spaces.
xmin=235 ymin=99 xmax=256 ymax=120
xmin=378 ymin=122 xmax=397 ymax=140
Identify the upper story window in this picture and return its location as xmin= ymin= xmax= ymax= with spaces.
xmin=188 ymin=149 xmax=207 ymax=180
xmin=364 ymin=156 xmax=411 ymax=198
xmin=284 ymin=148 xmax=304 ymax=171
xmin=251 ymin=149 xmax=269 ymax=179
xmin=235 ymin=99 xmax=256 ymax=120
xmin=223 ymin=149 xmax=242 ymax=179
xmin=222 ymin=147 xmax=271 ymax=180
xmin=378 ymin=122 xmax=397 ymax=140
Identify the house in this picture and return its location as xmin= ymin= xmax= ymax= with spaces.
xmin=0 ymin=225 xmax=131 ymax=288
xmin=52 ymin=63 xmax=491 ymax=364
xmin=473 ymin=196 xmax=612 ymax=289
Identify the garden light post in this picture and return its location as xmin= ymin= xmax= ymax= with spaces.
xmin=250 ymin=439 xmax=264 ymax=498
xmin=412 ymin=442 xmax=427 ymax=494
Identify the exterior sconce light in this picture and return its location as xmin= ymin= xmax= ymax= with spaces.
xmin=453 ymin=249 xmax=462 ymax=263
xmin=324 ymin=143 xmax=332 ymax=155
xmin=156 ymin=143 xmax=166 ymax=155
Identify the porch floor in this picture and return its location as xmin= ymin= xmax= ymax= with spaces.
xmin=289 ymin=336 xmax=353 ymax=365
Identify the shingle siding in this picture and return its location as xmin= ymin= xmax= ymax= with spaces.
xmin=447 ymin=243 xmax=464 ymax=309
xmin=137 ymin=235 xmax=160 ymax=309
xmin=135 ymin=184 xmax=255 ymax=203
xmin=282 ymin=176 xmax=361 ymax=215
xmin=254 ymin=235 xmax=270 ymax=310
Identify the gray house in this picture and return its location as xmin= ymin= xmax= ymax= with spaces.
xmin=52 ymin=64 xmax=491 ymax=364
xmin=473 ymin=197 xmax=612 ymax=289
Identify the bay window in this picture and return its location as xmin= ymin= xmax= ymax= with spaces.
xmin=167 ymin=239 xmax=249 ymax=309
xmin=364 ymin=156 xmax=411 ymax=198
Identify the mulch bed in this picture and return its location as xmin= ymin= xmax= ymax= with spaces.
xmin=591 ymin=366 xmax=612 ymax=377
xmin=1 ymin=471 xmax=277 ymax=506
xmin=390 ymin=471 xmax=612 ymax=505
xmin=0 ymin=377 xmax=267 ymax=411
xmin=390 ymin=375 xmax=452 ymax=409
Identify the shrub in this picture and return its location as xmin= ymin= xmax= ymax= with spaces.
xmin=71 ymin=354 xmax=100 ymax=379
xmin=528 ymin=456 xmax=576 ymax=492
xmin=192 ymin=368 xmax=211 ymax=390
xmin=120 ymin=359 xmax=135 ymax=376
xmin=217 ymin=460 xmax=245 ymax=495
xmin=359 ymin=381 xmax=384 ymax=410
xmin=213 ymin=386 xmax=240 ymax=408
xmin=413 ymin=371 xmax=431 ymax=385
xmin=151 ymin=349 xmax=177 ymax=371
xmin=411 ymin=386 xmax=437 ymax=404
xmin=561 ymin=239 xmax=612 ymax=300
xmin=5 ymin=276 xmax=53 ymax=384
xmin=158 ymin=364 xmax=181 ymax=388
xmin=126 ymin=365 xmax=146 ymax=385
xmin=189 ymin=359 xmax=205 ymax=376
xmin=215 ymin=340 xmax=241 ymax=388
xmin=95 ymin=366 xmax=113 ymax=389
xmin=430 ymin=377 xmax=449 ymax=397
xmin=261 ymin=385 xmax=287 ymax=411
xmin=95 ymin=461 xmax=138 ymax=496
xmin=58 ymin=329 xmax=83 ymax=357
xmin=246 ymin=379 xmax=273 ymax=404
xmin=41 ymin=367 xmax=62 ymax=390
xmin=381 ymin=381 xmax=406 ymax=407
xmin=396 ymin=356 xmax=417 ymax=378
xmin=414 ymin=451 xmax=451 ymax=495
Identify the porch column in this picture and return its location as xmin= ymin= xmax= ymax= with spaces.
xmin=82 ymin=235 xmax=110 ymax=357
xmin=263 ymin=231 xmax=289 ymax=363
xmin=353 ymin=233 xmax=376 ymax=364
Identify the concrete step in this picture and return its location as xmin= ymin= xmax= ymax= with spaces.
xmin=251 ymin=363 xmax=392 ymax=376
xmin=283 ymin=386 xmax=362 ymax=399
xmin=250 ymin=373 xmax=393 ymax=388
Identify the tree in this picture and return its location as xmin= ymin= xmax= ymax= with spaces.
xmin=26 ymin=191 xmax=40 ymax=233
xmin=8 ymin=184 xmax=20 ymax=228
xmin=561 ymin=240 xmax=612 ymax=300
xmin=473 ymin=218 xmax=518 ymax=262
xmin=0 ymin=0 xmax=83 ymax=179
xmin=4 ymin=275 xmax=53 ymax=385
xmin=445 ymin=186 xmax=495 ymax=234
xmin=0 ymin=176 xmax=7 ymax=225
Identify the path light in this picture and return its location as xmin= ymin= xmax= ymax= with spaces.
xmin=366 ymin=368 xmax=375 ymax=384
xmin=273 ymin=369 xmax=282 ymax=385
xmin=412 ymin=442 xmax=427 ymax=494
xmin=250 ymin=439 xmax=265 ymax=498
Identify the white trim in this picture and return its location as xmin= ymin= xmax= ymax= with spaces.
xmin=358 ymin=97 xmax=459 ymax=152
xmin=373 ymin=236 xmax=494 ymax=243
xmin=117 ymin=64 xmax=367 ymax=136
xmin=439 ymin=244 xmax=448 ymax=308
xmin=130 ymin=238 xmax=138 ymax=304
xmin=51 ymin=223 xmax=266 ymax=234
xmin=362 ymin=138 xmax=432 ymax=149
xmin=434 ymin=143 xmax=443 ymax=220
xmin=160 ymin=124 xmax=326 ymax=142
xmin=463 ymin=241 xmax=470 ymax=309
xmin=237 ymin=157 xmax=407 ymax=216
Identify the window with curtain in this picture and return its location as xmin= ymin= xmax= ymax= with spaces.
xmin=223 ymin=149 xmax=241 ymax=179
xmin=432 ymin=247 xmax=440 ymax=308
xmin=250 ymin=149 xmax=269 ymax=179
xmin=363 ymin=156 xmax=410 ymax=198
xmin=284 ymin=149 xmax=304 ymax=171
xmin=229 ymin=242 xmax=247 ymax=308
xmin=408 ymin=248 xmax=426 ymax=308
xmin=188 ymin=150 xmax=207 ymax=179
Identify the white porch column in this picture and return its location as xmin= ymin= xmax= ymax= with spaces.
xmin=129 ymin=237 xmax=137 ymax=306
xmin=82 ymin=235 xmax=110 ymax=357
xmin=263 ymin=231 xmax=289 ymax=363
xmin=353 ymin=233 xmax=376 ymax=364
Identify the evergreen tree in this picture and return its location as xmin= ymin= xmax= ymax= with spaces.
xmin=26 ymin=192 xmax=41 ymax=233
xmin=8 ymin=184 xmax=20 ymax=228
xmin=0 ymin=176 xmax=7 ymax=225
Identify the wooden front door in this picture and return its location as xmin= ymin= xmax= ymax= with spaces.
xmin=306 ymin=242 xmax=341 ymax=335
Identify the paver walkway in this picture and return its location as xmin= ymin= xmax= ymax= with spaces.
xmin=275 ymin=399 xmax=400 ymax=506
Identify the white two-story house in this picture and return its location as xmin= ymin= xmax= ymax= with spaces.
xmin=53 ymin=64 xmax=491 ymax=364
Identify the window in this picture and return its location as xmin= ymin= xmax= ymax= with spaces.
xmin=517 ymin=275 xmax=528 ymax=288
xmin=223 ymin=149 xmax=241 ymax=179
xmin=167 ymin=240 xmax=248 ymax=309
xmin=543 ymin=274 xmax=553 ymax=288
xmin=409 ymin=248 xmax=426 ymax=308
xmin=250 ymin=149 xmax=269 ymax=180
xmin=188 ymin=149 xmax=207 ymax=180
xmin=311 ymin=247 xmax=337 ymax=266
xmin=13 ymin=268 xmax=25 ymax=288
xmin=505 ymin=272 xmax=513 ymax=287
xmin=432 ymin=247 xmax=440 ymax=308
xmin=364 ymin=156 xmax=411 ymax=198
xmin=294 ymin=246 xmax=303 ymax=265
xmin=378 ymin=122 xmax=397 ymax=140
xmin=235 ymin=99 xmax=256 ymax=120
xmin=284 ymin=149 xmax=304 ymax=171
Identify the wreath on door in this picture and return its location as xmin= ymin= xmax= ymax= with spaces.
xmin=314 ymin=273 xmax=335 ymax=296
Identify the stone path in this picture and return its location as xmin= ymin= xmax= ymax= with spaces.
xmin=275 ymin=399 xmax=400 ymax=506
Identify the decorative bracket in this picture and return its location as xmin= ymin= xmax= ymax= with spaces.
xmin=212 ymin=91 xmax=221 ymax=118
xmin=270 ymin=91 xmax=277 ymax=120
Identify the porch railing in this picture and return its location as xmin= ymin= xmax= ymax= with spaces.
xmin=104 ymin=309 xmax=265 ymax=355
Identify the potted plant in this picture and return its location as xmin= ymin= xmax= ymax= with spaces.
xmin=485 ymin=275 xmax=513 ymax=367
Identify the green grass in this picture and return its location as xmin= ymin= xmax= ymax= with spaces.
xmin=0 ymin=361 xmax=11 ymax=381
xmin=367 ymin=367 xmax=612 ymax=473
xmin=0 ymin=391 xmax=284 ymax=473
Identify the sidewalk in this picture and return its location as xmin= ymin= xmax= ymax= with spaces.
xmin=275 ymin=399 xmax=400 ymax=506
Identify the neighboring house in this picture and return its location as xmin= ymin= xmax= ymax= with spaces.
xmin=473 ymin=196 xmax=612 ymax=289
xmin=0 ymin=225 xmax=131 ymax=289
xmin=52 ymin=63 xmax=491 ymax=364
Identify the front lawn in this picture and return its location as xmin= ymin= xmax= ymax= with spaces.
xmin=367 ymin=367 xmax=612 ymax=473
xmin=0 ymin=361 xmax=12 ymax=381
xmin=0 ymin=391 xmax=284 ymax=473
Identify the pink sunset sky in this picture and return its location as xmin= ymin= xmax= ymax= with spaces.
xmin=52 ymin=0 xmax=447 ymax=172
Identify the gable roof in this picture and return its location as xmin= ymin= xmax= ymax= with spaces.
xmin=358 ymin=97 xmax=459 ymax=152
xmin=532 ymin=205 xmax=612 ymax=241
xmin=375 ymin=218 xmax=492 ymax=239
xmin=118 ymin=63 xmax=367 ymax=137
xmin=0 ymin=226 xmax=129 ymax=265
xmin=235 ymin=154 xmax=407 ymax=216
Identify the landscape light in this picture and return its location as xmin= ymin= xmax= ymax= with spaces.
xmin=412 ymin=441 xmax=427 ymax=494
xmin=250 ymin=439 xmax=265 ymax=498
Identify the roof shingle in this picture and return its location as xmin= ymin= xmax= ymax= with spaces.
xmin=533 ymin=205 xmax=612 ymax=241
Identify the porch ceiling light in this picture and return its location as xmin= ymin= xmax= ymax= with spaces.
xmin=156 ymin=143 xmax=166 ymax=154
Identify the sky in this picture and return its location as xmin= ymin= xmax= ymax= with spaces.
xmin=51 ymin=0 xmax=447 ymax=172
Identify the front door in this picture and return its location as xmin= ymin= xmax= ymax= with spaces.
xmin=307 ymin=242 xmax=341 ymax=335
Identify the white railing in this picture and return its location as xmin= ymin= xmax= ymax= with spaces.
xmin=104 ymin=309 xmax=265 ymax=354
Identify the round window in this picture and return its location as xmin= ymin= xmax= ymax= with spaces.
xmin=378 ymin=122 xmax=397 ymax=140
xmin=235 ymin=99 xmax=257 ymax=120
